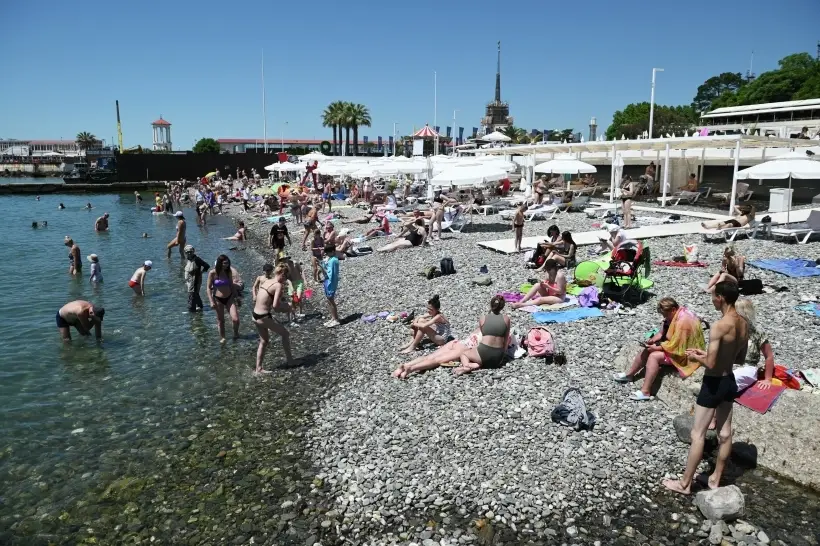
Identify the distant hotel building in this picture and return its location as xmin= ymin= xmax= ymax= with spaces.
xmin=699 ymin=98 xmax=820 ymax=139
xmin=217 ymin=139 xmax=372 ymax=154
xmin=0 ymin=139 xmax=96 ymax=157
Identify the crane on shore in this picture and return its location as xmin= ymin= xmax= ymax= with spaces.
xmin=116 ymin=100 xmax=124 ymax=153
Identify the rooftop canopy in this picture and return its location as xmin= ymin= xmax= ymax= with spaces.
xmin=464 ymin=134 xmax=816 ymax=156
xmin=703 ymin=98 xmax=820 ymax=117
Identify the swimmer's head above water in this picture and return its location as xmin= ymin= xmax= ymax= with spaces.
xmin=141 ymin=233 xmax=149 ymax=238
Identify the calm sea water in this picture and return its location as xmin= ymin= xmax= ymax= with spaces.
xmin=0 ymin=187 xmax=278 ymax=519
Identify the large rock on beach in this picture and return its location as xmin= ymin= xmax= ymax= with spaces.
xmin=694 ymin=485 xmax=745 ymax=521
xmin=614 ymin=345 xmax=820 ymax=489
xmin=672 ymin=414 xmax=717 ymax=444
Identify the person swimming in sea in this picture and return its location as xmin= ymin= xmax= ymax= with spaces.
xmin=85 ymin=202 xmax=93 ymax=210
xmin=142 ymin=232 xmax=150 ymax=238
xmin=58 ymin=203 xmax=65 ymax=210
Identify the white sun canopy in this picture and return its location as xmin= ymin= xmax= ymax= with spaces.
xmin=430 ymin=165 xmax=507 ymax=187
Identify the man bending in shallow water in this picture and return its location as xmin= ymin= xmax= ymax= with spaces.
xmin=56 ymin=300 xmax=105 ymax=341
xmin=663 ymin=281 xmax=748 ymax=495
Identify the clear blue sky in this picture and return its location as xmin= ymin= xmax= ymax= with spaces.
xmin=1 ymin=0 xmax=817 ymax=149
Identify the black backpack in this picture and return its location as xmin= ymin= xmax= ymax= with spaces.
xmin=440 ymin=257 xmax=456 ymax=276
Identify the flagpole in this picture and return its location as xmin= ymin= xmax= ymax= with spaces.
xmin=262 ymin=49 xmax=268 ymax=154
xmin=434 ymin=71 xmax=438 ymax=156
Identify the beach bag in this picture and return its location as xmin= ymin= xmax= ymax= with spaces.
xmin=550 ymin=388 xmax=597 ymax=431
xmin=525 ymin=327 xmax=555 ymax=358
xmin=578 ymin=286 xmax=600 ymax=308
xmin=440 ymin=257 xmax=456 ymax=276
xmin=684 ymin=244 xmax=699 ymax=264
xmin=739 ymin=278 xmax=763 ymax=295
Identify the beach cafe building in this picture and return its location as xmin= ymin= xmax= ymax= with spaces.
xmin=469 ymin=134 xmax=819 ymax=211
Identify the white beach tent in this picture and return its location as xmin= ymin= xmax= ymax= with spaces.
xmin=736 ymin=149 xmax=820 ymax=224
xmin=482 ymin=130 xmax=512 ymax=142
xmin=534 ymin=157 xmax=597 ymax=189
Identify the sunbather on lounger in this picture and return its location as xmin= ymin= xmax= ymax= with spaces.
xmin=512 ymin=260 xmax=567 ymax=308
xmin=701 ymin=205 xmax=755 ymax=230
xmin=392 ymin=329 xmax=482 ymax=379
xmin=705 ymin=246 xmax=745 ymax=292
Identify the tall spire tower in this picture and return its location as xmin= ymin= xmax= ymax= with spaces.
xmin=480 ymin=41 xmax=513 ymax=135
xmin=495 ymin=41 xmax=501 ymax=102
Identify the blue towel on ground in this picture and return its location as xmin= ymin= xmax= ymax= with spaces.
xmin=533 ymin=307 xmax=604 ymax=324
xmin=749 ymin=259 xmax=820 ymax=278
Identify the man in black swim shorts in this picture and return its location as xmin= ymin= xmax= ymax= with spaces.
xmin=663 ymin=281 xmax=748 ymax=495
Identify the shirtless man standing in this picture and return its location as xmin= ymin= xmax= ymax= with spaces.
xmin=94 ymin=212 xmax=110 ymax=232
xmin=167 ymin=211 xmax=187 ymax=257
xmin=663 ymin=281 xmax=748 ymax=495
xmin=56 ymin=300 xmax=105 ymax=341
xmin=251 ymin=263 xmax=296 ymax=373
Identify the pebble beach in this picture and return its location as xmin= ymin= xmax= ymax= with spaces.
xmin=230 ymin=198 xmax=820 ymax=545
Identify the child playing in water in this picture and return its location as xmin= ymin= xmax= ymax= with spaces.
xmin=128 ymin=260 xmax=152 ymax=296
xmin=88 ymin=254 xmax=103 ymax=283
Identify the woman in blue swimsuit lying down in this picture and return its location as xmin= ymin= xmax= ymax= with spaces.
xmin=207 ymin=254 xmax=240 ymax=343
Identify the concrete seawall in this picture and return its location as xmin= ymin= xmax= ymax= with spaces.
xmin=0 ymin=182 xmax=167 ymax=194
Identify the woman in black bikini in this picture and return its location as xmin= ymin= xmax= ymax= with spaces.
xmin=251 ymin=263 xmax=295 ymax=373
xmin=620 ymin=175 xmax=636 ymax=228
xmin=207 ymin=254 xmax=240 ymax=342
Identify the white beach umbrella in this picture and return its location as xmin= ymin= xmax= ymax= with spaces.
xmin=275 ymin=162 xmax=304 ymax=172
xmin=316 ymin=163 xmax=343 ymax=176
xmin=482 ymin=130 xmax=512 ymax=142
xmin=736 ymin=150 xmax=820 ymax=224
xmin=535 ymin=157 xmax=597 ymax=190
xmin=430 ymin=164 xmax=507 ymax=187
xmin=299 ymin=151 xmax=327 ymax=161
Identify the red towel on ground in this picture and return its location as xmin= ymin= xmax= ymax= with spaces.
xmin=652 ymin=260 xmax=709 ymax=268
xmin=735 ymin=384 xmax=786 ymax=414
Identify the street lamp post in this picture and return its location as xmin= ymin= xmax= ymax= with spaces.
xmin=281 ymin=122 xmax=288 ymax=152
xmin=392 ymin=122 xmax=398 ymax=156
xmin=452 ymin=109 xmax=459 ymax=154
xmin=648 ymin=67 xmax=664 ymax=140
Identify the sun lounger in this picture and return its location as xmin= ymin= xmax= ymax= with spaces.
xmin=442 ymin=207 xmax=468 ymax=233
xmin=656 ymin=191 xmax=700 ymax=206
xmin=714 ymin=182 xmax=753 ymax=203
xmin=769 ymin=210 xmax=820 ymax=244
xmin=702 ymin=220 xmax=764 ymax=242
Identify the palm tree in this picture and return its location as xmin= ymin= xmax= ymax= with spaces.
xmin=322 ymin=101 xmax=347 ymax=156
xmin=75 ymin=132 xmax=97 ymax=151
xmin=500 ymin=126 xmax=527 ymax=143
xmin=322 ymin=104 xmax=338 ymax=156
xmin=339 ymin=102 xmax=355 ymax=156
xmin=349 ymin=103 xmax=372 ymax=156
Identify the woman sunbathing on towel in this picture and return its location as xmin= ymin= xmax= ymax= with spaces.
xmin=705 ymin=246 xmax=745 ymax=292
xmin=453 ymin=295 xmax=511 ymax=375
xmin=399 ymin=295 xmax=451 ymax=353
xmin=512 ymin=260 xmax=567 ymax=308
xmin=392 ymin=329 xmax=482 ymax=379
xmin=377 ymin=219 xmax=426 ymax=252
xmin=701 ymin=204 xmax=755 ymax=230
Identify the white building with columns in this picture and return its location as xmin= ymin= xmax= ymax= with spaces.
xmin=151 ymin=117 xmax=172 ymax=151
